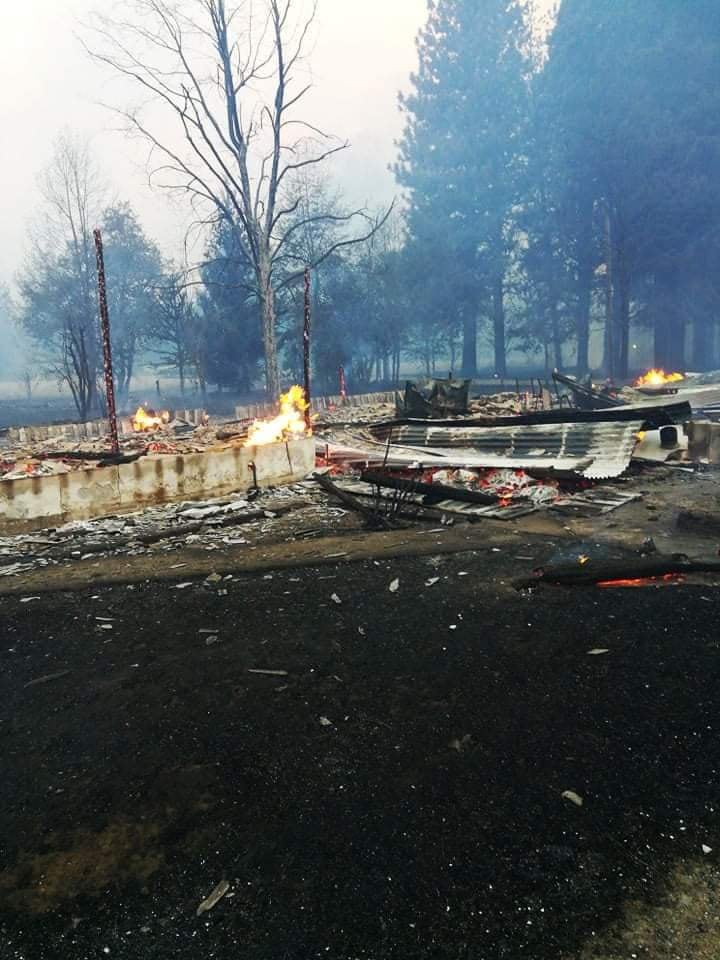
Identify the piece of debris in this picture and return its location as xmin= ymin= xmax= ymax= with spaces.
xmin=204 ymin=635 xmax=222 ymax=646
xmin=181 ymin=505 xmax=224 ymax=520
xmin=174 ymin=582 xmax=193 ymax=590
xmin=389 ymin=578 xmax=400 ymax=593
xmin=20 ymin=596 xmax=41 ymax=603
xmin=702 ymin=844 xmax=713 ymax=855
xmin=330 ymin=593 xmax=342 ymax=605
xmin=25 ymin=670 xmax=71 ymax=688
xmin=319 ymin=716 xmax=333 ymax=726
xmin=196 ymin=879 xmax=230 ymax=917
xmin=247 ymin=669 xmax=289 ymax=677
xmin=561 ymin=790 xmax=584 ymax=807
xmin=425 ymin=577 xmax=440 ymax=587
xmin=587 ymin=648 xmax=610 ymax=655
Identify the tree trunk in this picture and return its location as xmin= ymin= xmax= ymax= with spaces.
xmin=493 ymin=277 xmax=506 ymax=377
xmin=550 ymin=300 xmax=563 ymax=370
xmin=654 ymin=270 xmax=685 ymax=371
xmin=692 ymin=317 xmax=712 ymax=371
xmin=461 ymin=314 xmax=477 ymax=377
xmin=616 ymin=262 xmax=630 ymax=379
xmin=575 ymin=256 xmax=592 ymax=376
xmin=258 ymin=255 xmax=280 ymax=397
xmin=603 ymin=207 xmax=615 ymax=379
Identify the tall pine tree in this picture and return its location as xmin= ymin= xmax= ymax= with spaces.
xmin=396 ymin=0 xmax=530 ymax=377
xmin=539 ymin=0 xmax=720 ymax=375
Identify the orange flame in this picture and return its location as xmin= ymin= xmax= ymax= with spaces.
xmin=245 ymin=385 xmax=310 ymax=447
xmin=597 ymin=573 xmax=684 ymax=588
xmin=634 ymin=369 xmax=684 ymax=387
xmin=132 ymin=406 xmax=170 ymax=432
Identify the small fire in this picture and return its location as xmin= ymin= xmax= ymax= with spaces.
xmin=245 ymin=385 xmax=310 ymax=447
xmin=132 ymin=406 xmax=170 ymax=432
xmin=634 ymin=369 xmax=684 ymax=387
xmin=597 ymin=573 xmax=684 ymax=588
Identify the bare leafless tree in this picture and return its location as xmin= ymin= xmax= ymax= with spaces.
xmin=17 ymin=133 xmax=105 ymax=419
xmin=86 ymin=0 xmax=390 ymax=397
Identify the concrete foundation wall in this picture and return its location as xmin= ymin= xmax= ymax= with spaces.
xmin=0 ymin=438 xmax=314 ymax=532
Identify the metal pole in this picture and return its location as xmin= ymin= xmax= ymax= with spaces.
xmin=303 ymin=265 xmax=311 ymax=431
xmin=93 ymin=228 xmax=120 ymax=454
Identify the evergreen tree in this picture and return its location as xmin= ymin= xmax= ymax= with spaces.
xmin=396 ymin=0 xmax=531 ymax=377
xmin=539 ymin=0 xmax=720 ymax=375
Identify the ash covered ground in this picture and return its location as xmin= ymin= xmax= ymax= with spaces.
xmin=2 ymin=483 xmax=720 ymax=958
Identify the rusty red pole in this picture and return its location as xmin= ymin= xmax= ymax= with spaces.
xmin=339 ymin=364 xmax=347 ymax=401
xmin=93 ymin=228 xmax=120 ymax=455
xmin=303 ymin=265 xmax=312 ymax=431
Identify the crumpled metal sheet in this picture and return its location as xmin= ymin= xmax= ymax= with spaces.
xmin=361 ymin=419 xmax=646 ymax=479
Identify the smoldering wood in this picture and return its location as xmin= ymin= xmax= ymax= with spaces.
xmin=514 ymin=554 xmax=720 ymax=589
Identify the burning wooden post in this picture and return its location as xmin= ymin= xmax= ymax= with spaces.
xmin=339 ymin=364 xmax=347 ymax=401
xmin=93 ymin=228 xmax=120 ymax=455
xmin=303 ymin=265 xmax=312 ymax=431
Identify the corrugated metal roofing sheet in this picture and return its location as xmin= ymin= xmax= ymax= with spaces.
xmin=364 ymin=419 xmax=645 ymax=479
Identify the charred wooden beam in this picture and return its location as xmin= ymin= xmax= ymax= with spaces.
xmin=313 ymin=472 xmax=403 ymax=529
xmin=35 ymin=450 xmax=147 ymax=466
xmin=94 ymin=229 xmax=121 ymax=455
xmin=514 ymin=554 xmax=720 ymax=589
xmin=360 ymin=470 xmax=498 ymax=505
xmin=552 ymin=370 xmax=622 ymax=409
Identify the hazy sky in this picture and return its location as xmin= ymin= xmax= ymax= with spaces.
xmin=0 ymin=0 xmax=428 ymax=284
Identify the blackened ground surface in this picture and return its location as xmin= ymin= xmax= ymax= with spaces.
xmin=1 ymin=552 xmax=719 ymax=959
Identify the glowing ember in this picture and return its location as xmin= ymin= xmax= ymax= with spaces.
xmin=245 ymin=385 xmax=310 ymax=447
xmin=132 ymin=406 xmax=170 ymax=432
xmin=597 ymin=573 xmax=684 ymax=588
xmin=578 ymin=555 xmax=589 ymax=565
xmin=634 ymin=369 xmax=684 ymax=387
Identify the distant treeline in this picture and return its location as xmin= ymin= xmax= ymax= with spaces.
xmin=11 ymin=1 xmax=720 ymax=417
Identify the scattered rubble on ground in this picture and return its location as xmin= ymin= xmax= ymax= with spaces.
xmin=2 ymin=379 xmax=720 ymax=583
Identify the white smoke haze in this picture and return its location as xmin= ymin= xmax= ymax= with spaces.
xmin=0 ymin=0 xmax=429 ymax=285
